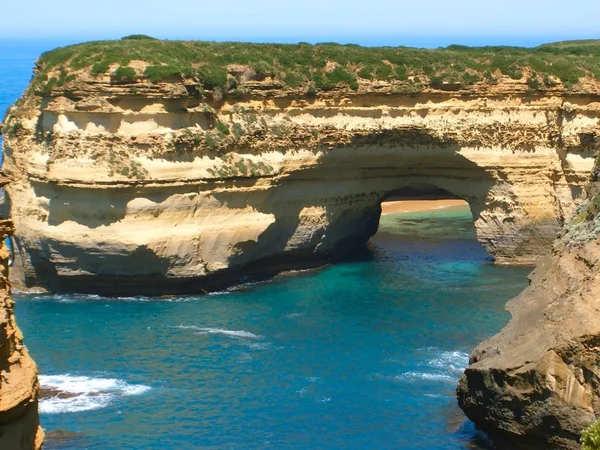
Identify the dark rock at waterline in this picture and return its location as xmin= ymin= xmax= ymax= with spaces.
xmin=39 ymin=388 xmax=81 ymax=399
xmin=45 ymin=429 xmax=87 ymax=449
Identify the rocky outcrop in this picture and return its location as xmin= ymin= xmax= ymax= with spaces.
xmin=0 ymin=178 xmax=43 ymax=449
xmin=457 ymin=179 xmax=600 ymax=448
xmin=2 ymin=41 xmax=599 ymax=294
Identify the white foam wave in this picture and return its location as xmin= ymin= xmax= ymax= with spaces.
xmin=285 ymin=312 xmax=303 ymax=319
xmin=40 ymin=392 xmax=112 ymax=414
xmin=397 ymin=372 xmax=455 ymax=382
xmin=375 ymin=350 xmax=470 ymax=386
xmin=173 ymin=325 xmax=261 ymax=339
xmin=427 ymin=351 xmax=469 ymax=374
xmin=12 ymin=288 xmax=48 ymax=295
xmin=247 ymin=342 xmax=271 ymax=350
xmin=39 ymin=374 xmax=150 ymax=414
xmin=198 ymin=328 xmax=260 ymax=339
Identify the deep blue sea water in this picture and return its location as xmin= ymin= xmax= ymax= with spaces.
xmin=1 ymin=42 xmax=532 ymax=449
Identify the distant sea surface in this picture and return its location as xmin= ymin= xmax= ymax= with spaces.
xmin=2 ymin=41 xmax=531 ymax=449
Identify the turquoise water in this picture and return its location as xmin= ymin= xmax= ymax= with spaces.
xmin=14 ymin=206 xmax=531 ymax=449
xmin=2 ymin=44 xmax=531 ymax=449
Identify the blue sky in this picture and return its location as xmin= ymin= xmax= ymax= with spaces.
xmin=2 ymin=0 xmax=599 ymax=47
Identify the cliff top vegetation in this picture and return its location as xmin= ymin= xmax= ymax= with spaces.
xmin=33 ymin=38 xmax=600 ymax=95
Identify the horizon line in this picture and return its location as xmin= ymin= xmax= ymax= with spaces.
xmin=0 ymin=34 xmax=598 ymax=50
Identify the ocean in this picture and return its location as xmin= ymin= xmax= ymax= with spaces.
xmin=1 ymin=40 xmax=531 ymax=449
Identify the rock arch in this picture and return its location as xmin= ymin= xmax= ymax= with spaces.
xmin=4 ymin=92 xmax=595 ymax=295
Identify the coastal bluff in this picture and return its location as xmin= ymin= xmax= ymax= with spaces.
xmin=0 ymin=178 xmax=43 ymax=449
xmin=2 ymin=38 xmax=599 ymax=295
xmin=457 ymin=171 xmax=600 ymax=449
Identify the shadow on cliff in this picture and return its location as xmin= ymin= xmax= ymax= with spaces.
xmin=32 ymin=181 xmax=205 ymax=228
xmin=211 ymin=128 xmax=498 ymax=277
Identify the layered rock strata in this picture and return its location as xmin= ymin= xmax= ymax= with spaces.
xmin=0 ymin=176 xmax=43 ymax=449
xmin=2 ymin=48 xmax=599 ymax=294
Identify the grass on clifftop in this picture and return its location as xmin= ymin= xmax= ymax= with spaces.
xmin=34 ymin=37 xmax=600 ymax=94
xmin=582 ymin=419 xmax=600 ymax=450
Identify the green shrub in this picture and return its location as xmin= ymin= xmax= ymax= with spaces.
xmin=121 ymin=34 xmax=157 ymax=40
xmin=375 ymin=64 xmax=393 ymax=80
xmin=205 ymin=133 xmax=219 ymax=149
xmin=284 ymin=72 xmax=303 ymax=88
xmin=270 ymin=123 xmax=289 ymax=138
xmin=114 ymin=66 xmax=136 ymax=82
xmin=581 ymin=194 xmax=600 ymax=221
xmin=527 ymin=73 xmax=540 ymax=90
xmin=358 ymin=66 xmax=374 ymax=79
xmin=429 ymin=75 xmax=445 ymax=85
xmin=144 ymin=65 xmax=181 ymax=83
xmin=313 ymin=71 xmax=331 ymax=90
xmin=3 ymin=121 xmax=23 ymax=137
xmin=582 ymin=419 xmax=600 ymax=450
xmin=251 ymin=60 xmax=274 ymax=79
xmin=326 ymin=67 xmax=358 ymax=91
xmin=196 ymin=66 xmax=228 ymax=89
xmin=393 ymin=65 xmax=408 ymax=81
xmin=90 ymin=61 xmax=110 ymax=76
xmin=543 ymin=74 xmax=559 ymax=86
xmin=40 ymin=77 xmax=57 ymax=95
xmin=56 ymin=72 xmax=76 ymax=87
xmin=231 ymin=122 xmax=245 ymax=139
xmin=493 ymin=56 xmax=523 ymax=79
xmin=549 ymin=60 xmax=583 ymax=85
xmin=462 ymin=72 xmax=481 ymax=85
xmin=391 ymin=83 xmax=421 ymax=95
xmin=216 ymin=120 xmax=230 ymax=135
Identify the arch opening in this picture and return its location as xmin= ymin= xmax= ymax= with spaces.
xmin=379 ymin=184 xmax=467 ymax=215
xmin=368 ymin=183 xmax=493 ymax=261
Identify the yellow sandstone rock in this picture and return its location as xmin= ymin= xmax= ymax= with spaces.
xmin=0 ymin=211 xmax=43 ymax=448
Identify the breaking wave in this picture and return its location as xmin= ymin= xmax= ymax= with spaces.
xmin=173 ymin=325 xmax=261 ymax=339
xmin=39 ymin=374 xmax=150 ymax=414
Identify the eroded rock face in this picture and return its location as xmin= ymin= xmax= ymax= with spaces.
xmin=457 ymin=195 xmax=600 ymax=449
xmin=0 ymin=217 xmax=43 ymax=449
xmin=3 ymin=74 xmax=598 ymax=294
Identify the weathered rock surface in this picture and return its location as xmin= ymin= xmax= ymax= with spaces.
xmin=457 ymin=186 xmax=600 ymax=448
xmin=3 ymin=57 xmax=599 ymax=294
xmin=0 ymin=197 xmax=43 ymax=448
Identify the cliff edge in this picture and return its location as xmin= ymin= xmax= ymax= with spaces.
xmin=0 ymin=178 xmax=43 ymax=449
xmin=458 ymin=165 xmax=600 ymax=448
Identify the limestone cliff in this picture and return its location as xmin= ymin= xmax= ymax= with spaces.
xmin=457 ymin=176 xmax=600 ymax=448
xmin=0 ymin=178 xmax=43 ymax=448
xmin=2 ymin=40 xmax=599 ymax=294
